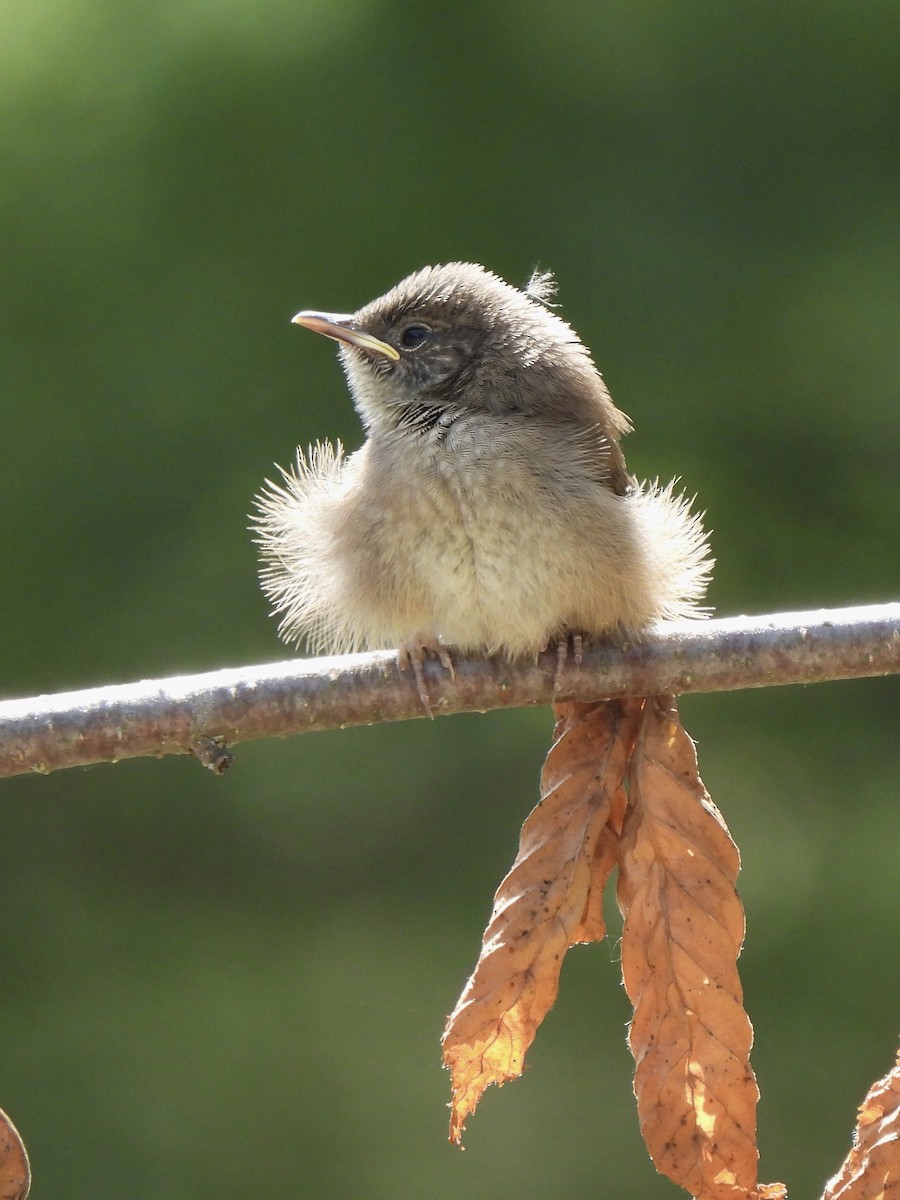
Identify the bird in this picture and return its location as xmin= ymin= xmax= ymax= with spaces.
xmin=253 ymin=262 xmax=712 ymax=707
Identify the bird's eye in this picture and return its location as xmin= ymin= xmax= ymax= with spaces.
xmin=399 ymin=324 xmax=430 ymax=349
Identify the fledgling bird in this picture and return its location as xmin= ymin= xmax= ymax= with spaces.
xmin=253 ymin=263 xmax=712 ymax=702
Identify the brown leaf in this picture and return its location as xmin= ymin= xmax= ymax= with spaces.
xmin=442 ymin=698 xmax=640 ymax=1144
xmin=0 ymin=1109 xmax=30 ymax=1200
xmin=617 ymin=695 xmax=759 ymax=1200
xmin=824 ymin=1045 xmax=900 ymax=1200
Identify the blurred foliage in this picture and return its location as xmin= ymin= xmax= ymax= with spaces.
xmin=1 ymin=1 xmax=899 ymax=1197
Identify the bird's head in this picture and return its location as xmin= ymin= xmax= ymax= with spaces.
xmin=292 ymin=262 xmax=631 ymax=439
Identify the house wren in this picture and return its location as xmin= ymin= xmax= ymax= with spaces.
xmin=253 ymin=263 xmax=711 ymax=702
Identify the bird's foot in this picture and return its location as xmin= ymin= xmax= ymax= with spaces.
xmin=551 ymin=631 xmax=585 ymax=693
xmin=397 ymin=637 xmax=455 ymax=717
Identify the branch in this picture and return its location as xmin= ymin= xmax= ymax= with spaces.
xmin=1 ymin=603 xmax=898 ymax=781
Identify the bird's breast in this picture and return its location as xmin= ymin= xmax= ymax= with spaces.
xmin=364 ymin=421 xmax=588 ymax=651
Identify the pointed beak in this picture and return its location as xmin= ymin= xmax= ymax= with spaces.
xmin=291 ymin=310 xmax=401 ymax=362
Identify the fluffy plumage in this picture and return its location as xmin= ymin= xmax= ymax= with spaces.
xmin=253 ymin=262 xmax=712 ymax=660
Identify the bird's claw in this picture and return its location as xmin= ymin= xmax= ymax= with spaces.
xmin=397 ymin=638 xmax=454 ymax=717
xmin=552 ymin=632 xmax=584 ymax=693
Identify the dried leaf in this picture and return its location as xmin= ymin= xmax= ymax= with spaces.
xmin=442 ymin=698 xmax=640 ymax=1144
xmin=0 ymin=1109 xmax=30 ymax=1200
xmin=557 ymin=701 xmax=632 ymax=945
xmin=824 ymin=1046 xmax=900 ymax=1200
xmin=617 ymin=695 xmax=759 ymax=1200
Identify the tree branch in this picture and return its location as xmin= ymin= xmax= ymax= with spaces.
xmin=1 ymin=603 xmax=898 ymax=780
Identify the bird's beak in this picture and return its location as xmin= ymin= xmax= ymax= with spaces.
xmin=291 ymin=310 xmax=401 ymax=362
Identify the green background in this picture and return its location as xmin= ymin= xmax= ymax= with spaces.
xmin=2 ymin=2 xmax=898 ymax=1197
